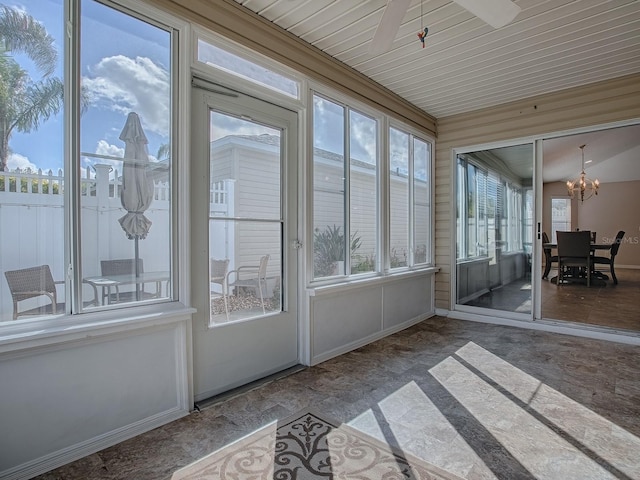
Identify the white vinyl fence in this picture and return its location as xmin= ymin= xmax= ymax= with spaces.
xmin=0 ymin=166 xmax=233 ymax=322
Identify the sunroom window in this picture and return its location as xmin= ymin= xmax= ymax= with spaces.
xmin=0 ymin=0 xmax=177 ymax=324
xmin=311 ymin=92 xmax=433 ymax=281
xmin=196 ymin=36 xmax=299 ymax=99
xmin=456 ymin=155 xmax=527 ymax=260
xmin=389 ymin=126 xmax=432 ymax=268
xmin=312 ymin=93 xmax=379 ymax=279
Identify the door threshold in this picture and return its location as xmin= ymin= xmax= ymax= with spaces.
xmin=194 ymin=364 xmax=307 ymax=411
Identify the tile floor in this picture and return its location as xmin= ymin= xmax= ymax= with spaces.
xmin=36 ymin=317 xmax=640 ymax=480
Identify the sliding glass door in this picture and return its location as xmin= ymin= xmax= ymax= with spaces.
xmin=454 ymin=143 xmax=534 ymax=318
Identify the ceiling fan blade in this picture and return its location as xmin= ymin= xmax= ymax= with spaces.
xmin=453 ymin=0 xmax=521 ymax=28
xmin=369 ymin=0 xmax=412 ymax=55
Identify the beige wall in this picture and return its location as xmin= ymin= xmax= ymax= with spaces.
xmin=542 ymin=180 xmax=640 ymax=267
xmin=436 ymin=74 xmax=640 ymax=310
xmin=575 ymin=180 xmax=640 ymax=267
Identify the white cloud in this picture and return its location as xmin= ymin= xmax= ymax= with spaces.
xmin=79 ymin=140 xmax=125 ymax=177
xmin=7 ymin=153 xmax=39 ymax=172
xmin=349 ymin=112 xmax=376 ymax=164
xmin=83 ymin=55 xmax=170 ymax=136
xmin=95 ymin=140 xmax=124 ymax=158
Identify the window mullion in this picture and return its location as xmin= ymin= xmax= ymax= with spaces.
xmin=380 ymin=119 xmax=390 ymax=272
xmin=344 ymin=107 xmax=351 ymax=276
xmin=65 ymin=0 xmax=82 ymax=314
xmin=408 ymin=135 xmax=415 ymax=266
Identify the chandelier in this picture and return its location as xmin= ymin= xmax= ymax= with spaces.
xmin=566 ymin=144 xmax=599 ymax=202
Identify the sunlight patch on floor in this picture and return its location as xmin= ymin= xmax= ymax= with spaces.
xmin=456 ymin=341 xmax=640 ymax=479
xmin=350 ymin=382 xmax=496 ymax=479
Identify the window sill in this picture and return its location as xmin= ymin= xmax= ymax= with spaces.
xmin=308 ymin=266 xmax=439 ymax=297
xmin=456 ymin=256 xmax=490 ymax=265
xmin=0 ymin=302 xmax=195 ymax=351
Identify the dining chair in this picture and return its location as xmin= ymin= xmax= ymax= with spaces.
xmin=593 ymin=230 xmax=625 ymax=285
xmin=541 ymin=232 xmax=558 ymax=280
xmin=557 ymin=231 xmax=592 ymax=287
xmin=226 ymin=254 xmax=270 ymax=316
xmin=4 ymin=265 xmax=66 ymax=320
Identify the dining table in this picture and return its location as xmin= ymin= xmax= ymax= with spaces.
xmin=83 ymin=270 xmax=170 ymax=305
xmin=543 ymin=242 xmax=612 ymax=284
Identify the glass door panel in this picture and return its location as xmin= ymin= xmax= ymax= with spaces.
xmin=455 ymin=144 xmax=534 ymax=317
xmin=208 ymin=112 xmax=283 ymax=323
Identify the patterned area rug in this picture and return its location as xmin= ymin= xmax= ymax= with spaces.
xmin=172 ymin=409 xmax=463 ymax=479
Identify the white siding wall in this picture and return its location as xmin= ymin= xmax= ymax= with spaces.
xmin=350 ymin=163 xmax=377 ymax=266
xmin=235 ymin=147 xmax=282 ymax=279
xmin=389 ymin=173 xmax=409 ymax=265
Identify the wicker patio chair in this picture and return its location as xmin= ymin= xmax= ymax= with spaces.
xmin=4 ymin=265 xmax=65 ymax=320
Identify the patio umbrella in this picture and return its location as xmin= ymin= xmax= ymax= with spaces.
xmin=118 ymin=112 xmax=154 ymax=300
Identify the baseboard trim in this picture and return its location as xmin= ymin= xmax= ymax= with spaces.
xmin=442 ymin=310 xmax=640 ymax=345
xmin=310 ymin=312 xmax=436 ymax=365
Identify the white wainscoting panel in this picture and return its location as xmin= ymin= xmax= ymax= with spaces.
xmin=312 ymin=286 xmax=382 ymax=358
xmin=309 ymin=271 xmax=436 ymax=364
xmin=0 ymin=312 xmax=191 ymax=480
xmin=383 ymin=276 xmax=431 ymax=329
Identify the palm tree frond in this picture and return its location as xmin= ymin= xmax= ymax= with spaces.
xmin=12 ymin=77 xmax=63 ymax=133
xmin=156 ymin=143 xmax=171 ymax=162
xmin=0 ymin=6 xmax=57 ymax=76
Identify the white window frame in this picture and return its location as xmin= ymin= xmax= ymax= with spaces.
xmin=309 ymin=90 xmax=382 ymax=282
xmin=0 ymin=0 xmax=192 ymax=338
xmin=307 ymin=85 xmax=435 ymax=287
xmin=191 ymin=27 xmax=304 ymax=113
xmin=387 ymin=121 xmax=434 ymax=270
xmin=551 ymin=197 xmax=572 ymax=242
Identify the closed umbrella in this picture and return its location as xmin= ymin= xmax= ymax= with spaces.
xmin=118 ymin=112 xmax=154 ymax=300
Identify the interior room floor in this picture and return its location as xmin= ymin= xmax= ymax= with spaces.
xmin=462 ymin=268 xmax=639 ymax=333
xmin=35 ymin=317 xmax=640 ymax=480
xmin=542 ymin=268 xmax=640 ymax=332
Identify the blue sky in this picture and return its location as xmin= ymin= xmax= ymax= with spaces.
xmin=7 ymin=0 xmax=170 ymax=175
